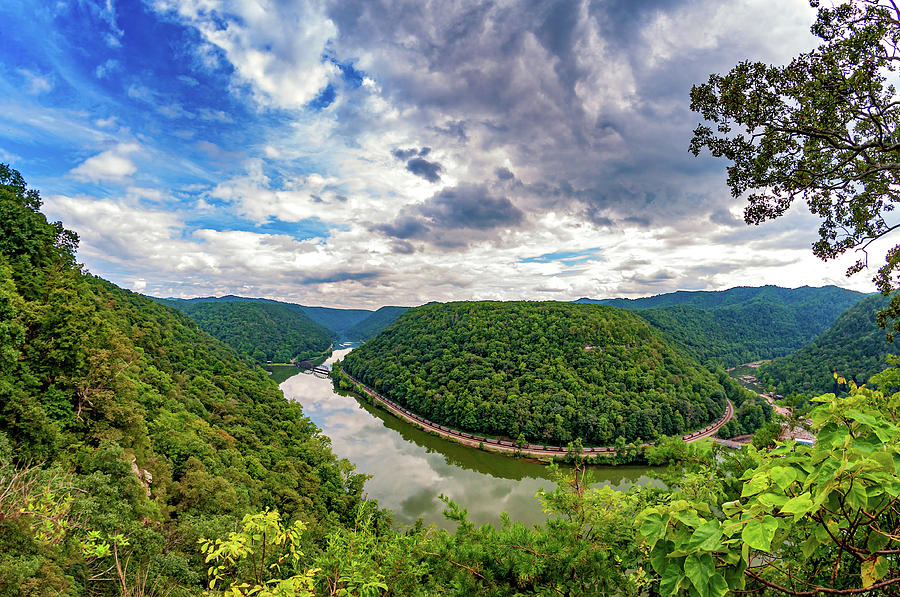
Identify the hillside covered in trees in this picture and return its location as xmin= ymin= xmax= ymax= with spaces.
xmin=757 ymin=294 xmax=894 ymax=398
xmin=0 ymin=165 xmax=373 ymax=593
xmin=340 ymin=301 xmax=755 ymax=445
xmin=579 ymin=285 xmax=865 ymax=367
xmin=163 ymin=299 xmax=335 ymax=364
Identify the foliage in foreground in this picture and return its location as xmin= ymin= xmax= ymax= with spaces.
xmin=641 ymin=378 xmax=900 ymax=595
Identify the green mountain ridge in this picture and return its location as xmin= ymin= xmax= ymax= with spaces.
xmin=162 ymin=295 xmax=373 ymax=337
xmin=344 ymin=305 xmax=409 ymax=341
xmin=340 ymin=300 xmax=763 ymax=446
xmin=578 ymin=285 xmax=866 ymax=367
xmin=757 ymin=293 xmax=895 ymax=398
xmin=163 ymin=299 xmax=335 ymax=364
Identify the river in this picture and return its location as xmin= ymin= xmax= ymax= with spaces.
xmin=280 ymin=347 xmax=660 ymax=529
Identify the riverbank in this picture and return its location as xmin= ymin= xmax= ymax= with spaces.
xmin=337 ymin=368 xmax=734 ymax=460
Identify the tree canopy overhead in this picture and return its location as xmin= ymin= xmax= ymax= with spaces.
xmin=690 ymin=0 xmax=900 ymax=328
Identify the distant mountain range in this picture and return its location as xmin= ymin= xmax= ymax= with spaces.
xmin=157 ymin=295 xmax=411 ymax=361
xmin=157 ymin=284 xmax=871 ymax=373
xmin=576 ymin=285 xmax=867 ymax=368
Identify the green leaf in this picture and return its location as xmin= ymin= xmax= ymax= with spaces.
xmin=684 ymin=554 xmax=715 ymax=597
xmin=781 ymin=493 xmax=814 ymax=517
xmin=639 ymin=512 xmax=668 ymax=545
xmin=659 ymin=560 xmax=686 ymax=595
xmin=673 ymin=509 xmax=704 ymax=528
xmin=650 ymin=541 xmax=674 ymax=574
xmin=741 ymin=474 xmax=769 ymax=497
xmin=861 ymin=556 xmax=888 ymax=587
xmin=800 ymin=535 xmax=820 ymax=559
xmin=708 ymin=572 xmax=729 ymax=597
xmin=769 ymin=466 xmax=798 ymax=490
xmin=687 ymin=520 xmax=723 ymax=552
xmin=867 ymin=530 xmax=891 ymax=553
xmin=741 ymin=516 xmax=779 ymax=552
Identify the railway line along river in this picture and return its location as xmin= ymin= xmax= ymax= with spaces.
xmin=281 ymin=347 xmax=661 ymax=529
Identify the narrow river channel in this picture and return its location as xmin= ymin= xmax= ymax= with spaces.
xmin=280 ymin=347 xmax=661 ymax=529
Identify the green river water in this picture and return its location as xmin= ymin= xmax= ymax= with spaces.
xmin=279 ymin=348 xmax=661 ymax=529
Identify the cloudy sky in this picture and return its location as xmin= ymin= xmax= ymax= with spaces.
xmin=0 ymin=0 xmax=883 ymax=308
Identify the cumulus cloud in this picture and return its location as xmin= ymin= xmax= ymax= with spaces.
xmin=405 ymin=157 xmax=442 ymax=183
xmin=376 ymin=183 xmax=524 ymax=249
xmin=151 ymin=0 xmax=338 ymax=109
xmin=69 ymin=143 xmax=140 ymax=182
xmin=13 ymin=0 xmax=868 ymax=306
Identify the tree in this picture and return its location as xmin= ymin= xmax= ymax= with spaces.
xmin=689 ymin=0 xmax=900 ymax=332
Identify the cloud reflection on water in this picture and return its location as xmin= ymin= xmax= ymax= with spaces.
xmin=281 ymin=349 xmax=659 ymax=528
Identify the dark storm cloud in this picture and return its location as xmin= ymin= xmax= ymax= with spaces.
xmin=325 ymin=0 xmax=816 ymax=241
xmin=391 ymin=240 xmax=416 ymax=254
xmin=391 ymin=146 xmax=443 ymax=182
xmin=375 ymin=215 xmax=431 ymax=239
xmin=405 ymin=156 xmax=442 ymax=182
xmin=297 ymin=271 xmax=381 ymax=285
xmin=376 ymin=183 xmax=525 ymax=250
xmin=392 ymin=147 xmax=419 ymax=160
xmin=495 ymin=167 xmax=514 ymax=181
xmin=420 ymin=184 xmax=523 ymax=230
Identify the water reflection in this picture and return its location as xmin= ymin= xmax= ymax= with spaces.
xmin=281 ymin=348 xmax=661 ymax=528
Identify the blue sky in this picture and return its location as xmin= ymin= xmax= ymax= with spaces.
xmin=0 ymin=0 xmax=881 ymax=307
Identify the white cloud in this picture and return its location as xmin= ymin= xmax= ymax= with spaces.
xmin=95 ymin=59 xmax=120 ymax=79
xmin=151 ymin=0 xmax=338 ymax=109
xmin=18 ymin=69 xmax=53 ymax=95
xmin=69 ymin=143 xmax=140 ymax=182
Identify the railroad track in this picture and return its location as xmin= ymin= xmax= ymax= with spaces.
xmin=340 ymin=368 xmax=735 ymax=457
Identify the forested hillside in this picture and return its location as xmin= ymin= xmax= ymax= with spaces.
xmin=161 ymin=295 xmax=374 ymax=339
xmin=165 ymin=299 xmax=334 ymax=364
xmin=579 ymin=285 xmax=865 ymax=367
xmin=756 ymin=294 xmax=894 ymax=398
xmin=341 ymin=301 xmax=752 ymax=445
xmin=0 ymin=165 xmax=370 ymax=593
xmin=344 ymin=305 xmax=409 ymax=341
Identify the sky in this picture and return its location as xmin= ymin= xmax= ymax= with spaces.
xmin=0 ymin=0 xmax=886 ymax=308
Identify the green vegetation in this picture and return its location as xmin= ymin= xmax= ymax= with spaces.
xmin=168 ymin=299 xmax=334 ymax=364
xmin=638 ymin=379 xmax=900 ymax=595
xmin=689 ymin=0 xmax=900 ymax=336
xmin=757 ymin=294 xmax=894 ymax=398
xmin=343 ymin=305 xmax=409 ymax=341
xmin=341 ymin=301 xmax=750 ymax=445
xmin=582 ymin=285 xmax=866 ymax=367
xmin=0 ymin=164 xmax=370 ymax=594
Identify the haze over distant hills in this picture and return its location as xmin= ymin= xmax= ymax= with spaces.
xmin=157 ymin=285 xmax=867 ymax=369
